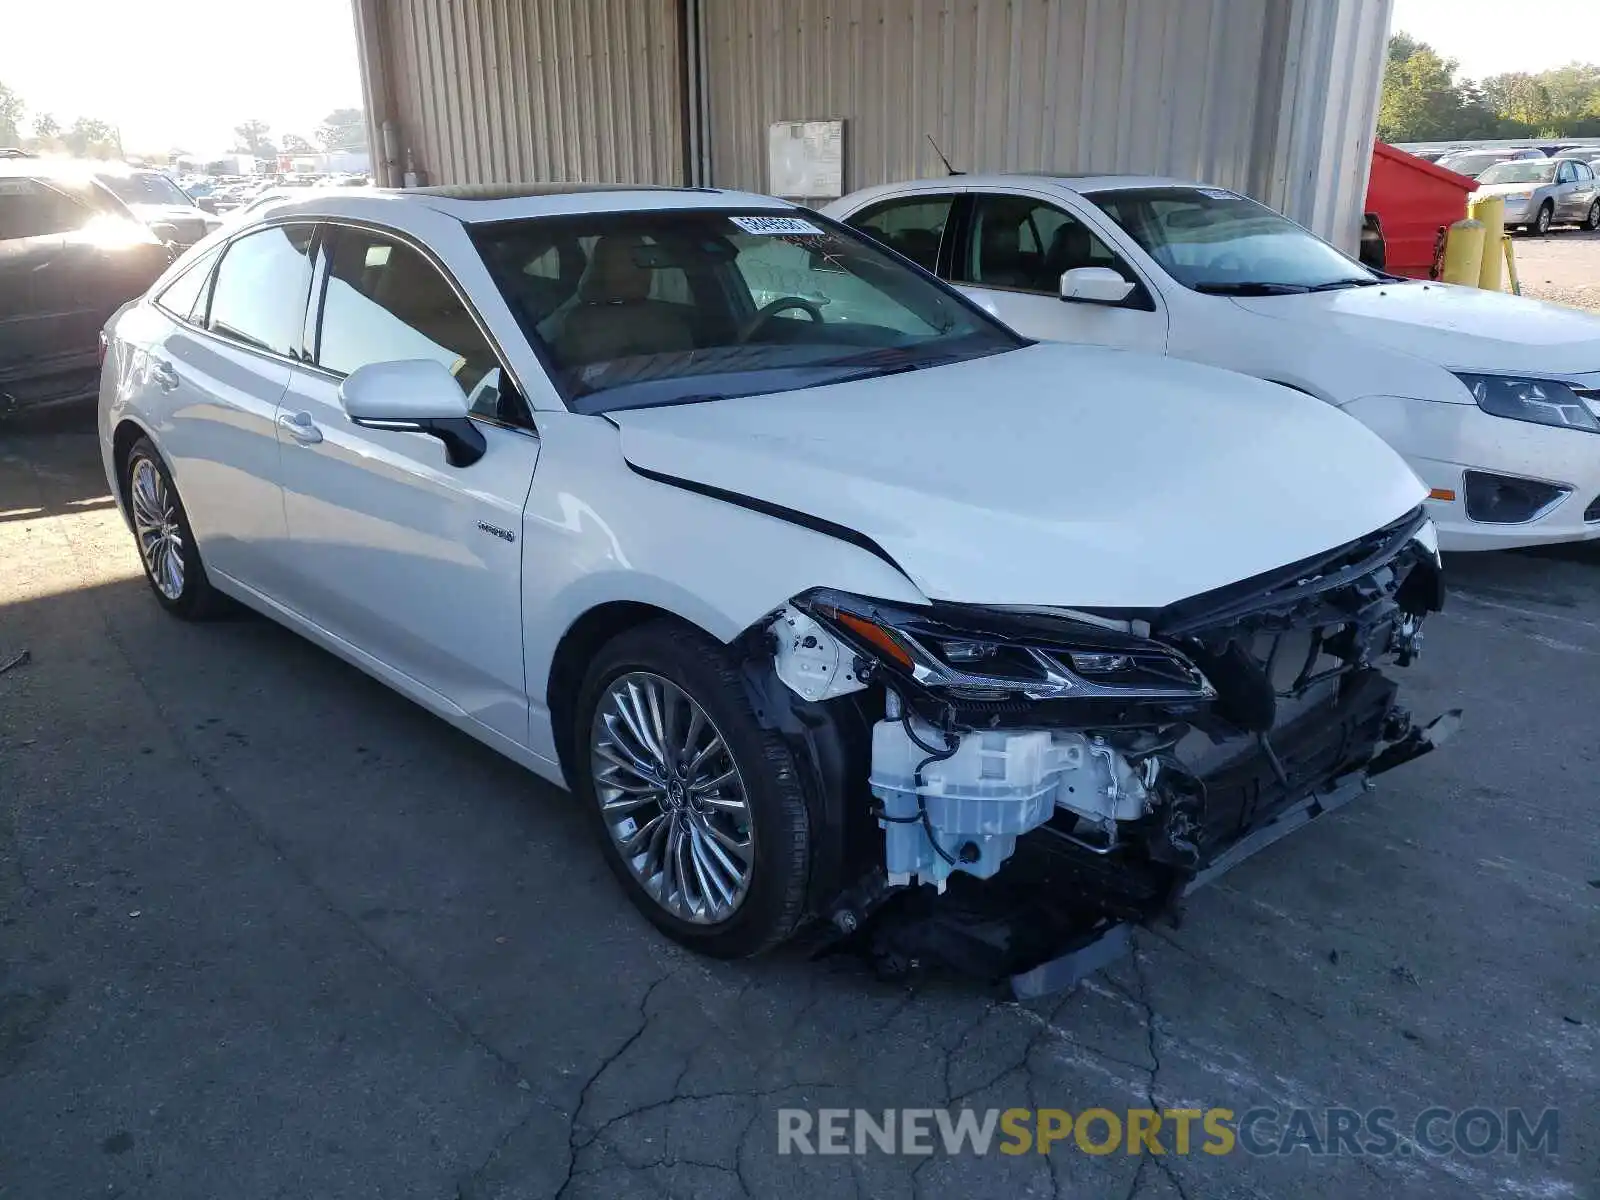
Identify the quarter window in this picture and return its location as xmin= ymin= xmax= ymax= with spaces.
xmin=207 ymin=224 xmax=315 ymax=357
xmin=317 ymin=227 xmax=527 ymax=426
xmin=961 ymin=195 xmax=1133 ymax=295
xmin=155 ymin=247 xmax=220 ymax=324
xmin=847 ymin=196 xmax=954 ymax=273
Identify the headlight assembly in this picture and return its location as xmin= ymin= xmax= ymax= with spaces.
xmin=795 ymin=589 xmax=1215 ymax=703
xmin=1455 ymin=373 xmax=1600 ymax=434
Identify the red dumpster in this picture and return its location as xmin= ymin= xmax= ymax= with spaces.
xmin=1364 ymin=142 xmax=1477 ymax=279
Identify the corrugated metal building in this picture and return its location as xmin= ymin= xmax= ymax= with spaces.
xmin=351 ymin=0 xmax=1392 ymax=250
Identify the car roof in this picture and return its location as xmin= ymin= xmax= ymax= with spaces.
xmin=839 ymin=173 xmax=1216 ymax=201
xmin=245 ymin=182 xmax=795 ymax=225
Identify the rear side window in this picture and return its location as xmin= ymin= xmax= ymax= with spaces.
xmin=155 ymin=248 xmax=220 ymax=323
xmin=847 ymin=196 xmax=954 ymax=273
xmin=207 ymin=223 xmax=315 ymax=357
xmin=0 ymin=178 xmax=96 ymax=240
xmin=1576 ymin=162 xmax=1594 ymax=182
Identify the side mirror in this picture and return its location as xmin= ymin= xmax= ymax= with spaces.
xmin=196 ymin=196 xmax=218 ymax=214
xmin=1059 ymin=266 xmax=1136 ymax=305
xmin=338 ymin=359 xmax=486 ymax=467
xmin=148 ymin=222 xmax=182 ymax=246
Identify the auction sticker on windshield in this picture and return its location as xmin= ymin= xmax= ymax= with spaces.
xmin=730 ymin=215 xmax=824 ymax=236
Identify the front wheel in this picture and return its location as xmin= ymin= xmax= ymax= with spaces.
xmin=574 ymin=621 xmax=813 ymax=958
xmin=124 ymin=437 xmax=223 ymax=619
xmin=1528 ymin=202 xmax=1553 ymax=237
xmin=1582 ymin=199 xmax=1600 ymax=232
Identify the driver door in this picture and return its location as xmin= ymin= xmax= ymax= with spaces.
xmin=949 ymin=191 xmax=1168 ymax=354
xmin=272 ymin=224 xmax=542 ymax=745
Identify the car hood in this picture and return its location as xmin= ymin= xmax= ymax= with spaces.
xmin=608 ymin=344 xmax=1426 ymax=608
xmin=124 ymin=203 xmax=217 ymax=228
xmin=1230 ymin=282 xmax=1600 ymax=377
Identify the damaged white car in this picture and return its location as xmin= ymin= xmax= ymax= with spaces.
xmin=99 ymin=184 xmax=1454 ymax=989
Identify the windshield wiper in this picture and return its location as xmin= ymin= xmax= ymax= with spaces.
xmin=1192 ymin=281 xmax=1310 ymax=296
xmin=1306 ymin=278 xmax=1383 ymax=292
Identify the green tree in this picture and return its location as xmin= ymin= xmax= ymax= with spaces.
xmin=315 ymin=107 xmax=366 ymax=152
xmin=233 ymin=118 xmax=276 ymax=157
xmin=63 ymin=117 xmax=119 ymax=158
xmin=1377 ymin=33 xmax=1496 ymax=142
xmin=281 ymin=133 xmax=315 ymax=154
xmin=1482 ymin=73 xmax=1554 ymax=127
xmin=30 ymin=111 xmax=59 ymax=142
xmin=0 ymin=79 xmax=25 ymax=145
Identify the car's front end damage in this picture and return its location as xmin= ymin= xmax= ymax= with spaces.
xmin=741 ymin=506 xmax=1457 ymax=996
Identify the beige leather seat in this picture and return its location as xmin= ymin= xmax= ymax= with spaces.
xmin=558 ymin=236 xmax=696 ymax=366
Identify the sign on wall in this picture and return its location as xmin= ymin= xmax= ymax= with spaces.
xmin=767 ymin=120 xmax=845 ymax=201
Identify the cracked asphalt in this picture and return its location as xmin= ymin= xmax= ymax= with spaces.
xmin=1 ymin=413 xmax=1596 ymax=1200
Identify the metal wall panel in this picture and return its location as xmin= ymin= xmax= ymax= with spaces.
xmin=697 ymin=0 xmax=1391 ymax=247
xmin=372 ymin=0 xmax=686 ymax=186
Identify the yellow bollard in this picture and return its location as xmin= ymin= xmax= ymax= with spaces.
xmin=1468 ymin=195 xmax=1505 ymax=291
xmin=1440 ymin=219 xmax=1486 ymax=286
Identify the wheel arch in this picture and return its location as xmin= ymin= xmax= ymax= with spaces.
xmin=545 ymin=600 xmax=715 ymax=789
xmin=110 ymin=417 xmax=158 ymax=528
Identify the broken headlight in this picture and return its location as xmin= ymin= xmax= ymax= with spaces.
xmin=795 ymin=589 xmax=1215 ymax=702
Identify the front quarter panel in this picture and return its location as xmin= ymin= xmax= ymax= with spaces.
xmin=519 ymin=412 xmax=929 ymax=768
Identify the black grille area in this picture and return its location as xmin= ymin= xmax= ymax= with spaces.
xmin=1464 ymin=471 xmax=1569 ymax=524
xmin=1586 ymin=494 xmax=1600 ymax=523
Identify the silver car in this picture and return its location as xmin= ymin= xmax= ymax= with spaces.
xmin=1474 ymin=157 xmax=1600 ymax=236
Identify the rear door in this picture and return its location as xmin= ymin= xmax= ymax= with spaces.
xmin=273 ymin=222 xmax=541 ymax=744
xmin=1566 ymin=161 xmax=1598 ymax=220
xmin=151 ymin=221 xmax=315 ymax=592
xmin=949 ymin=190 xmax=1168 ymax=354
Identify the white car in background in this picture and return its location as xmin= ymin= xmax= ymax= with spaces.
xmin=825 ymin=175 xmax=1600 ymax=550
xmin=98 ymin=185 xmax=1447 ymax=979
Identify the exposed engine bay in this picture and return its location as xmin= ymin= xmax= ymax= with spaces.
xmin=744 ymin=507 xmax=1458 ymax=995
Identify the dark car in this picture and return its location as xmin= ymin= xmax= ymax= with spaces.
xmin=1 ymin=165 xmax=174 ymax=416
xmin=92 ymin=166 xmax=222 ymax=247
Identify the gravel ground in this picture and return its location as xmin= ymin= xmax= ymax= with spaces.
xmin=1 ymin=417 xmax=1596 ymax=1200
xmin=1511 ymin=228 xmax=1600 ymax=313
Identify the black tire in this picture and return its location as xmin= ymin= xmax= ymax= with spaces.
xmin=123 ymin=437 xmax=224 ymax=620
xmin=573 ymin=620 xmax=813 ymax=958
xmin=1528 ymin=202 xmax=1553 ymax=237
xmin=1582 ymin=199 xmax=1600 ymax=232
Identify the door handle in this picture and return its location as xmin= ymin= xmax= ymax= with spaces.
xmin=277 ymin=411 xmax=324 ymax=445
xmin=150 ymin=360 xmax=179 ymax=392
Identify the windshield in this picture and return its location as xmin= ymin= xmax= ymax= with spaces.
xmin=1086 ymin=187 xmax=1378 ymax=294
xmin=98 ymin=172 xmax=193 ymax=207
xmin=472 ymin=209 xmax=1024 ymax=414
xmin=1439 ymin=153 xmax=1512 ymax=176
xmin=1477 ymin=160 xmax=1557 ymax=185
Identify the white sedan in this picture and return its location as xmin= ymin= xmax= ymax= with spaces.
xmin=99 ymin=185 xmax=1447 ymax=976
xmin=825 ymin=175 xmax=1600 ymax=551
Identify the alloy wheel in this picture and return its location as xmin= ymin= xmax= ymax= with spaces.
xmin=130 ymin=456 xmax=185 ymax=600
xmin=590 ymin=671 xmax=755 ymax=924
xmin=1537 ymin=205 xmax=1552 ymax=235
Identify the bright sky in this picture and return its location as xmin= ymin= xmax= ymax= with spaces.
xmin=1390 ymin=0 xmax=1600 ymax=79
xmin=0 ymin=0 xmax=363 ymax=154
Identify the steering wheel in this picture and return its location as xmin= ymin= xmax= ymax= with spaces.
xmin=736 ymin=296 xmax=825 ymax=343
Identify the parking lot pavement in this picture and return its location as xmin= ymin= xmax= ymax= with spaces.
xmin=1 ymin=419 xmax=1595 ymax=1200
xmin=1513 ymin=228 xmax=1600 ymax=313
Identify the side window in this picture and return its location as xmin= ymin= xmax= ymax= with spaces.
xmin=961 ymin=195 xmax=1134 ymax=295
xmin=0 ymin=178 xmax=95 ymax=239
xmin=1557 ymin=161 xmax=1576 ymax=184
xmin=847 ymin=196 xmax=954 ymax=274
xmin=317 ymin=228 xmax=528 ymax=427
xmin=155 ymin=247 xmax=220 ymax=324
xmin=1576 ymin=162 xmax=1594 ymax=182
xmin=207 ymin=224 xmax=315 ymax=357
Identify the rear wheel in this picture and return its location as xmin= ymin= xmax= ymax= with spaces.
xmin=573 ymin=621 xmax=813 ymax=958
xmin=1582 ymin=199 xmax=1600 ymax=232
xmin=124 ymin=437 xmax=223 ymax=619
